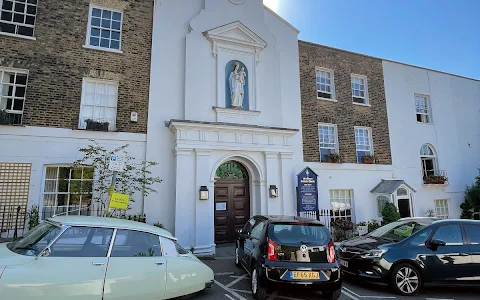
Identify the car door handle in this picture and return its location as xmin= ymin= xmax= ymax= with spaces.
xmin=92 ymin=261 xmax=105 ymax=266
xmin=459 ymin=253 xmax=470 ymax=256
xmin=155 ymin=261 xmax=165 ymax=265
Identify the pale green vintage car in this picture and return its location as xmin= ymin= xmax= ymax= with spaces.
xmin=0 ymin=216 xmax=214 ymax=299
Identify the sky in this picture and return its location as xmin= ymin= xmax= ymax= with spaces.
xmin=263 ymin=0 xmax=480 ymax=80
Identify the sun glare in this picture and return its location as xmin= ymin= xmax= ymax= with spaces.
xmin=263 ymin=0 xmax=279 ymax=12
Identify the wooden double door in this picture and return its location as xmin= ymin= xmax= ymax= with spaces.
xmin=214 ymin=179 xmax=250 ymax=243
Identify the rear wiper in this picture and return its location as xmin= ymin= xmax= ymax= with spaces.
xmin=300 ymin=241 xmax=314 ymax=244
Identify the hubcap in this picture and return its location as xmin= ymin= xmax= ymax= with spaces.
xmin=252 ymin=269 xmax=258 ymax=294
xmin=396 ymin=267 xmax=419 ymax=294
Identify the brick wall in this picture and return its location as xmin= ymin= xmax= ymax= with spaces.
xmin=299 ymin=40 xmax=392 ymax=165
xmin=0 ymin=0 xmax=153 ymax=133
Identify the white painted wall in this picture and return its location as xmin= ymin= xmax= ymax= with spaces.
xmin=145 ymin=0 xmax=303 ymax=250
xmin=383 ymin=61 xmax=480 ymax=218
xmin=0 ymin=127 xmax=147 ymax=215
xmin=303 ymin=162 xmax=394 ymax=224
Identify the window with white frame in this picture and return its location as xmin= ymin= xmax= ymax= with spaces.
xmin=79 ymin=78 xmax=118 ymax=131
xmin=376 ymin=195 xmax=389 ymax=217
xmin=42 ymin=166 xmax=94 ymax=219
xmin=354 ymin=127 xmax=373 ymax=163
xmin=0 ymin=0 xmax=37 ymax=38
xmin=434 ymin=199 xmax=449 ymax=219
xmin=415 ymin=95 xmax=431 ymax=123
xmin=351 ymin=75 xmax=368 ymax=104
xmin=0 ymin=67 xmax=28 ymax=125
xmin=330 ymin=190 xmax=353 ymax=221
xmin=420 ymin=144 xmax=437 ymax=178
xmin=318 ymin=123 xmax=338 ymax=162
xmin=316 ymin=68 xmax=334 ymax=100
xmin=86 ymin=5 xmax=123 ymax=51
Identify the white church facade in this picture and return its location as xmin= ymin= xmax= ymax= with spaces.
xmin=144 ymin=0 xmax=304 ymax=254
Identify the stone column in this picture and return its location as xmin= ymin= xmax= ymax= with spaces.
xmin=280 ymin=152 xmax=295 ymax=216
xmin=194 ymin=149 xmax=215 ymax=255
xmin=174 ymin=148 xmax=195 ymax=248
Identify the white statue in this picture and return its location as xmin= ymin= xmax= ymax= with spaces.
xmin=229 ymin=62 xmax=246 ymax=108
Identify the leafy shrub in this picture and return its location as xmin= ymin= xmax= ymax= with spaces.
xmin=381 ymin=203 xmax=400 ymax=225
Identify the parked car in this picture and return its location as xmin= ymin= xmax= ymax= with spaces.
xmin=337 ymin=217 xmax=480 ymax=296
xmin=0 ymin=216 xmax=214 ymax=299
xmin=235 ymin=215 xmax=342 ymax=300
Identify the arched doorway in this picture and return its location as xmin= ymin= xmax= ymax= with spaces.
xmin=214 ymin=161 xmax=250 ymax=243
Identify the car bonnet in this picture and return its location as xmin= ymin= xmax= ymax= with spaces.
xmin=0 ymin=242 xmax=36 ymax=268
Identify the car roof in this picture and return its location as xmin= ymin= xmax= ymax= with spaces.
xmin=47 ymin=216 xmax=175 ymax=240
xmin=255 ymin=215 xmax=325 ymax=225
xmin=398 ymin=217 xmax=440 ymax=225
xmin=432 ymin=218 xmax=480 ymax=225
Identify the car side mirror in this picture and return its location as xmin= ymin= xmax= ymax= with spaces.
xmin=431 ymin=239 xmax=446 ymax=247
xmin=41 ymin=247 xmax=51 ymax=257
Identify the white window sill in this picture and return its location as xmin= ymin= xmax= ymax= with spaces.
xmin=83 ymin=45 xmax=123 ymax=54
xmin=352 ymin=102 xmax=371 ymax=107
xmin=317 ymin=97 xmax=337 ymax=102
xmin=0 ymin=32 xmax=36 ymax=40
xmin=213 ymin=107 xmax=261 ymax=116
xmin=416 ymin=121 xmax=434 ymax=125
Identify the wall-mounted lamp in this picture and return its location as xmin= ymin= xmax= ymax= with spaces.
xmin=269 ymin=185 xmax=278 ymax=198
xmin=200 ymin=186 xmax=209 ymax=200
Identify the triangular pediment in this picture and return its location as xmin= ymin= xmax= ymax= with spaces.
xmin=204 ymin=21 xmax=267 ymax=49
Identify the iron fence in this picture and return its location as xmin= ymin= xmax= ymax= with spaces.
xmin=299 ymin=209 xmax=359 ymax=242
xmin=0 ymin=205 xmax=27 ymax=240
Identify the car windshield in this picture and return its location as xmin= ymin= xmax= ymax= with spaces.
xmin=270 ymin=223 xmax=329 ymax=245
xmin=7 ymin=221 xmax=62 ymax=256
xmin=368 ymin=220 xmax=426 ymax=242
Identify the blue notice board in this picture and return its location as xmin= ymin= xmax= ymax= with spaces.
xmin=297 ymin=167 xmax=318 ymax=212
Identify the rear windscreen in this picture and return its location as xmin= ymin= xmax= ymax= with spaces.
xmin=269 ymin=223 xmax=329 ymax=245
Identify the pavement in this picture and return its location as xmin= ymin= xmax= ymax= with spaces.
xmin=191 ymin=244 xmax=480 ymax=300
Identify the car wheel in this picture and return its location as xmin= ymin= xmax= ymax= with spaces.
xmin=251 ymin=268 xmax=267 ymax=300
xmin=390 ymin=263 xmax=422 ymax=296
xmin=235 ymin=247 xmax=241 ymax=268
xmin=323 ymin=288 xmax=341 ymax=300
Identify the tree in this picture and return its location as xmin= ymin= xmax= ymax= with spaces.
xmin=74 ymin=141 xmax=162 ymax=216
xmin=381 ymin=202 xmax=401 ymax=225
xmin=460 ymin=168 xmax=480 ymax=219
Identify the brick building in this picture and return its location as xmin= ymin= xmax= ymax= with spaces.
xmin=0 ymin=0 xmax=153 ymax=231
xmin=298 ymin=40 xmax=398 ymax=224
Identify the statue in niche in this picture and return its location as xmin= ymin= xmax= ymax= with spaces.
xmin=229 ymin=62 xmax=247 ymax=109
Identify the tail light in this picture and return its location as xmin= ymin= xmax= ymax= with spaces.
xmin=327 ymin=241 xmax=335 ymax=263
xmin=267 ymin=239 xmax=277 ymax=261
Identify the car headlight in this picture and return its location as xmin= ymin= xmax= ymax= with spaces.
xmin=361 ymin=249 xmax=387 ymax=259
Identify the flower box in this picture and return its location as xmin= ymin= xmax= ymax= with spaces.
xmin=85 ymin=119 xmax=110 ymax=131
xmin=362 ymin=155 xmax=375 ymax=164
xmin=324 ymin=153 xmax=341 ymax=163
xmin=424 ymin=175 xmax=448 ymax=185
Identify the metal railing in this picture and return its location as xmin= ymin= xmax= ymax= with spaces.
xmin=0 ymin=205 xmax=27 ymax=240
xmin=422 ymin=169 xmax=448 ymax=184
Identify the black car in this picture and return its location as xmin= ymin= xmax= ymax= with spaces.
xmin=234 ymin=215 xmax=342 ymax=300
xmin=337 ymin=217 xmax=480 ymax=296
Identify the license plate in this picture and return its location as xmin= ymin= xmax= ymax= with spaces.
xmin=291 ymin=271 xmax=320 ymax=280
xmin=339 ymin=259 xmax=348 ymax=268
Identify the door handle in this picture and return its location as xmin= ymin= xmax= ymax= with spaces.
xmin=459 ymin=253 xmax=470 ymax=256
xmin=155 ymin=261 xmax=165 ymax=265
xmin=92 ymin=261 xmax=105 ymax=266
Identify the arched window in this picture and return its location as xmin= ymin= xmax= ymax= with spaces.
xmin=420 ymin=144 xmax=437 ymax=178
xmin=376 ymin=195 xmax=389 ymax=217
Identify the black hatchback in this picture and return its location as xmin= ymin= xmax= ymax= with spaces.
xmin=337 ymin=218 xmax=480 ymax=296
xmin=235 ymin=215 xmax=342 ymax=300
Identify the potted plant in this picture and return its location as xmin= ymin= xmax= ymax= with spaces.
xmin=324 ymin=153 xmax=341 ymax=163
xmin=367 ymin=219 xmax=380 ymax=233
xmin=85 ymin=119 xmax=110 ymax=131
xmin=362 ymin=154 xmax=375 ymax=164
xmin=356 ymin=221 xmax=368 ymax=235
xmin=424 ymin=175 xmax=448 ymax=184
